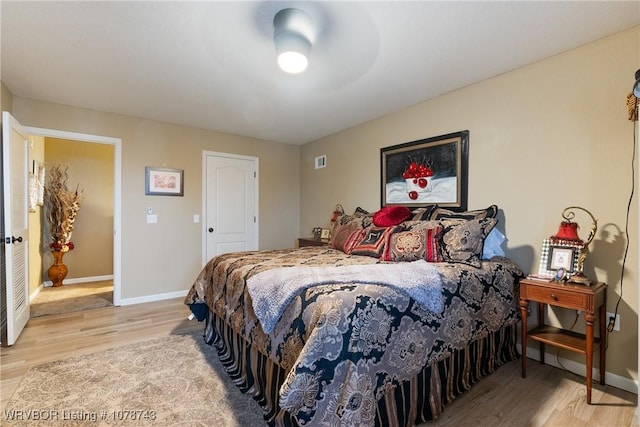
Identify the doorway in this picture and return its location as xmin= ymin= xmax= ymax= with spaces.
xmin=24 ymin=126 xmax=122 ymax=308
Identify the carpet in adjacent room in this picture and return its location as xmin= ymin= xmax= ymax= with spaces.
xmin=30 ymin=281 xmax=113 ymax=318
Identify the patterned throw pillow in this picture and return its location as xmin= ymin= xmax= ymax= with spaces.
xmin=330 ymin=224 xmax=366 ymax=254
xmin=410 ymin=205 xmax=438 ymax=221
xmin=353 ymin=206 xmax=371 ymax=217
xmin=329 ymin=213 xmax=373 ymax=248
xmin=402 ymin=219 xmax=442 ymax=232
xmin=382 ymin=225 xmax=443 ymax=262
xmin=440 ymin=218 xmax=497 ymax=267
xmin=351 ymin=226 xmax=401 ymax=258
xmin=429 ymin=205 xmax=498 ymax=221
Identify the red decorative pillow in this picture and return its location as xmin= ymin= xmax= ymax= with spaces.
xmin=373 ymin=206 xmax=412 ymax=227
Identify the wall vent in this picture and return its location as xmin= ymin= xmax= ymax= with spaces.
xmin=314 ymin=155 xmax=327 ymax=169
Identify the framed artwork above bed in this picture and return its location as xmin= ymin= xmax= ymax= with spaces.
xmin=380 ymin=130 xmax=468 ymax=210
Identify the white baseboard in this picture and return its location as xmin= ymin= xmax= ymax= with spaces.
xmin=518 ymin=343 xmax=638 ymax=395
xmin=118 ymin=290 xmax=188 ymax=306
xmin=29 ymin=284 xmax=44 ymax=302
xmin=42 ymin=275 xmax=114 ymax=287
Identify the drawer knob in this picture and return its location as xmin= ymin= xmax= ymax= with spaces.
xmin=551 ymin=293 xmax=558 ymax=301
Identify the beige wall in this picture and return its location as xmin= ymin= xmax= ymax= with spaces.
xmin=1 ymin=82 xmax=13 ymax=115
xmin=301 ymin=27 xmax=639 ymax=382
xmin=44 ymin=138 xmax=114 ymax=280
xmin=10 ymin=99 xmax=301 ymax=300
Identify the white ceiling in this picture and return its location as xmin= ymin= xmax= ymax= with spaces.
xmin=2 ymin=1 xmax=639 ymax=145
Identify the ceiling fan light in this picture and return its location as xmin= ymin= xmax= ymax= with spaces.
xmin=273 ymin=8 xmax=312 ymax=74
xmin=274 ymin=31 xmax=310 ymax=74
xmin=277 ymin=51 xmax=308 ymax=74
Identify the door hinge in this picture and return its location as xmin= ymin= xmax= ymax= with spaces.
xmin=254 ymin=216 xmax=256 ymax=223
xmin=254 ymin=171 xmax=256 ymax=178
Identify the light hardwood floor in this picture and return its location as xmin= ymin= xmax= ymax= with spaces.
xmin=1 ymin=297 xmax=201 ymax=411
xmin=1 ymin=298 xmax=637 ymax=426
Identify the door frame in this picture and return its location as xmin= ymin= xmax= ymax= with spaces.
xmin=24 ymin=126 xmax=122 ymax=305
xmin=201 ymin=150 xmax=259 ymax=267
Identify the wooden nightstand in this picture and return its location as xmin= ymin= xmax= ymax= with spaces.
xmin=519 ymin=277 xmax=607 ymax=404
xmin=298 ymin=237 xmax=329 ymax=248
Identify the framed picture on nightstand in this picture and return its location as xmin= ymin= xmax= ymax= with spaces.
xmin=320 ymin=228 xmax=331 ymax=239
xmin=537 ymin=238 xmax=583 ymax=278
xmin=548 ymin=246 xmax=575 ymax=270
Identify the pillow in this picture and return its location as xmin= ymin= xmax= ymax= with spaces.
xmin=482 ymin=228 xmax=506 ymax=259
xmin=329 ymin=213 xmax=373 ymax=244
xmin=401 ymin=219 xmax=442 ymax=232
xmin=330 ymin=223 xmax=366 ymax=254
xmin=351 ymin=226 xmax=401 ymax=258
xmin=353 ymin=206 xmax=371 ymax=217
xmin=440 ymin=218 xmax=497 ymax=267
xmin=410 ymin=205 xmax=438 ymax=221
xmin=429 ymin=205 xmax=498 ymax=221
xmin=334 ymin=213 xmax=373 ymax=228
xmin=382 ymin=225 xmax=443 ymax=262
xmin=373 ymin=206 xmax=412 ymax=227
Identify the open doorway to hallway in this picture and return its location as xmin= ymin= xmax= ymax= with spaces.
xmin=28 ymin=135 xmax=116 ymax=317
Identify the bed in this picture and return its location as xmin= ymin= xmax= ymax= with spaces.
xmin=185 ymin=205 xmax=524 ymax=426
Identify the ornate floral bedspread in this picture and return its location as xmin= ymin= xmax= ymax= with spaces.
xmin=185 ymin=246 xmax=523 ymax=426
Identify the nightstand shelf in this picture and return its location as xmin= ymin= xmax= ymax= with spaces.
xmin=527 ymin=324 xmax=601 ymax=354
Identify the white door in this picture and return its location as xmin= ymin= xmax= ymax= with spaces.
xmin=204 ymin=152 xmax=258 ymax=263
xmin=2 ymin=111 xmax=30 ymax=346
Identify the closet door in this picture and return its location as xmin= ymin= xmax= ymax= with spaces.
xmin=204 ymin=152 xmax=258 ymax=264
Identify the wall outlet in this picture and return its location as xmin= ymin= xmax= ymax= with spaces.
xmin=607 ymin=312 xmax=620 ymax=331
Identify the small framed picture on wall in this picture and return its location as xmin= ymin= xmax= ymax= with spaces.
xmin=145 ymin=167 xmax=184 ymax=196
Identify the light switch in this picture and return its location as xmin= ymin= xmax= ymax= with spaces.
xmin=193 ymin=214 xmax=200 ymax=223
xmin=147 ymin=214 xmax=158 ymax=224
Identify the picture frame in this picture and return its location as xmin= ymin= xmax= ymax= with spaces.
xmin=548 ymin=246 xmax=576 ymax=270
xmin=145 ymin=167 xmax=184 ymax=196
xmin=380 ymin=130 xmax=469 ymax=209
xmin=320 ymin=228 xmax=331 ymax=240
xmin=312 ymin=227 xmax=322 ymax=239
xmin=537 ymin=238 xmax=584 ymax=278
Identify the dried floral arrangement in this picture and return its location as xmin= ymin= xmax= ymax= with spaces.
xmin=44 ymin=164 xmax=84 ymax=253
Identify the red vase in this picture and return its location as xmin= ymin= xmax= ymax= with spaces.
xmin=47 ymin=250 xmax=68 ymax=287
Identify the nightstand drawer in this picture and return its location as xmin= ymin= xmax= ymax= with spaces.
xmin=525 ymin=286 xmax=588 ymax=310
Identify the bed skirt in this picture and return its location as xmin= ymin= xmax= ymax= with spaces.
xmin=201 ymin=308 xmax=519 ymax=427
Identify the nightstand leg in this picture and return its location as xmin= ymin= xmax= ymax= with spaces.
xmin=519 ymin=299 xmax=529 ymax=378
xmin=585 ymin=312 xmax=595 ymax=404
xmin=599 ymin=302 xmax=606 ymax=385
xmin=538 ymin=302 xmax=545 ymax=364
